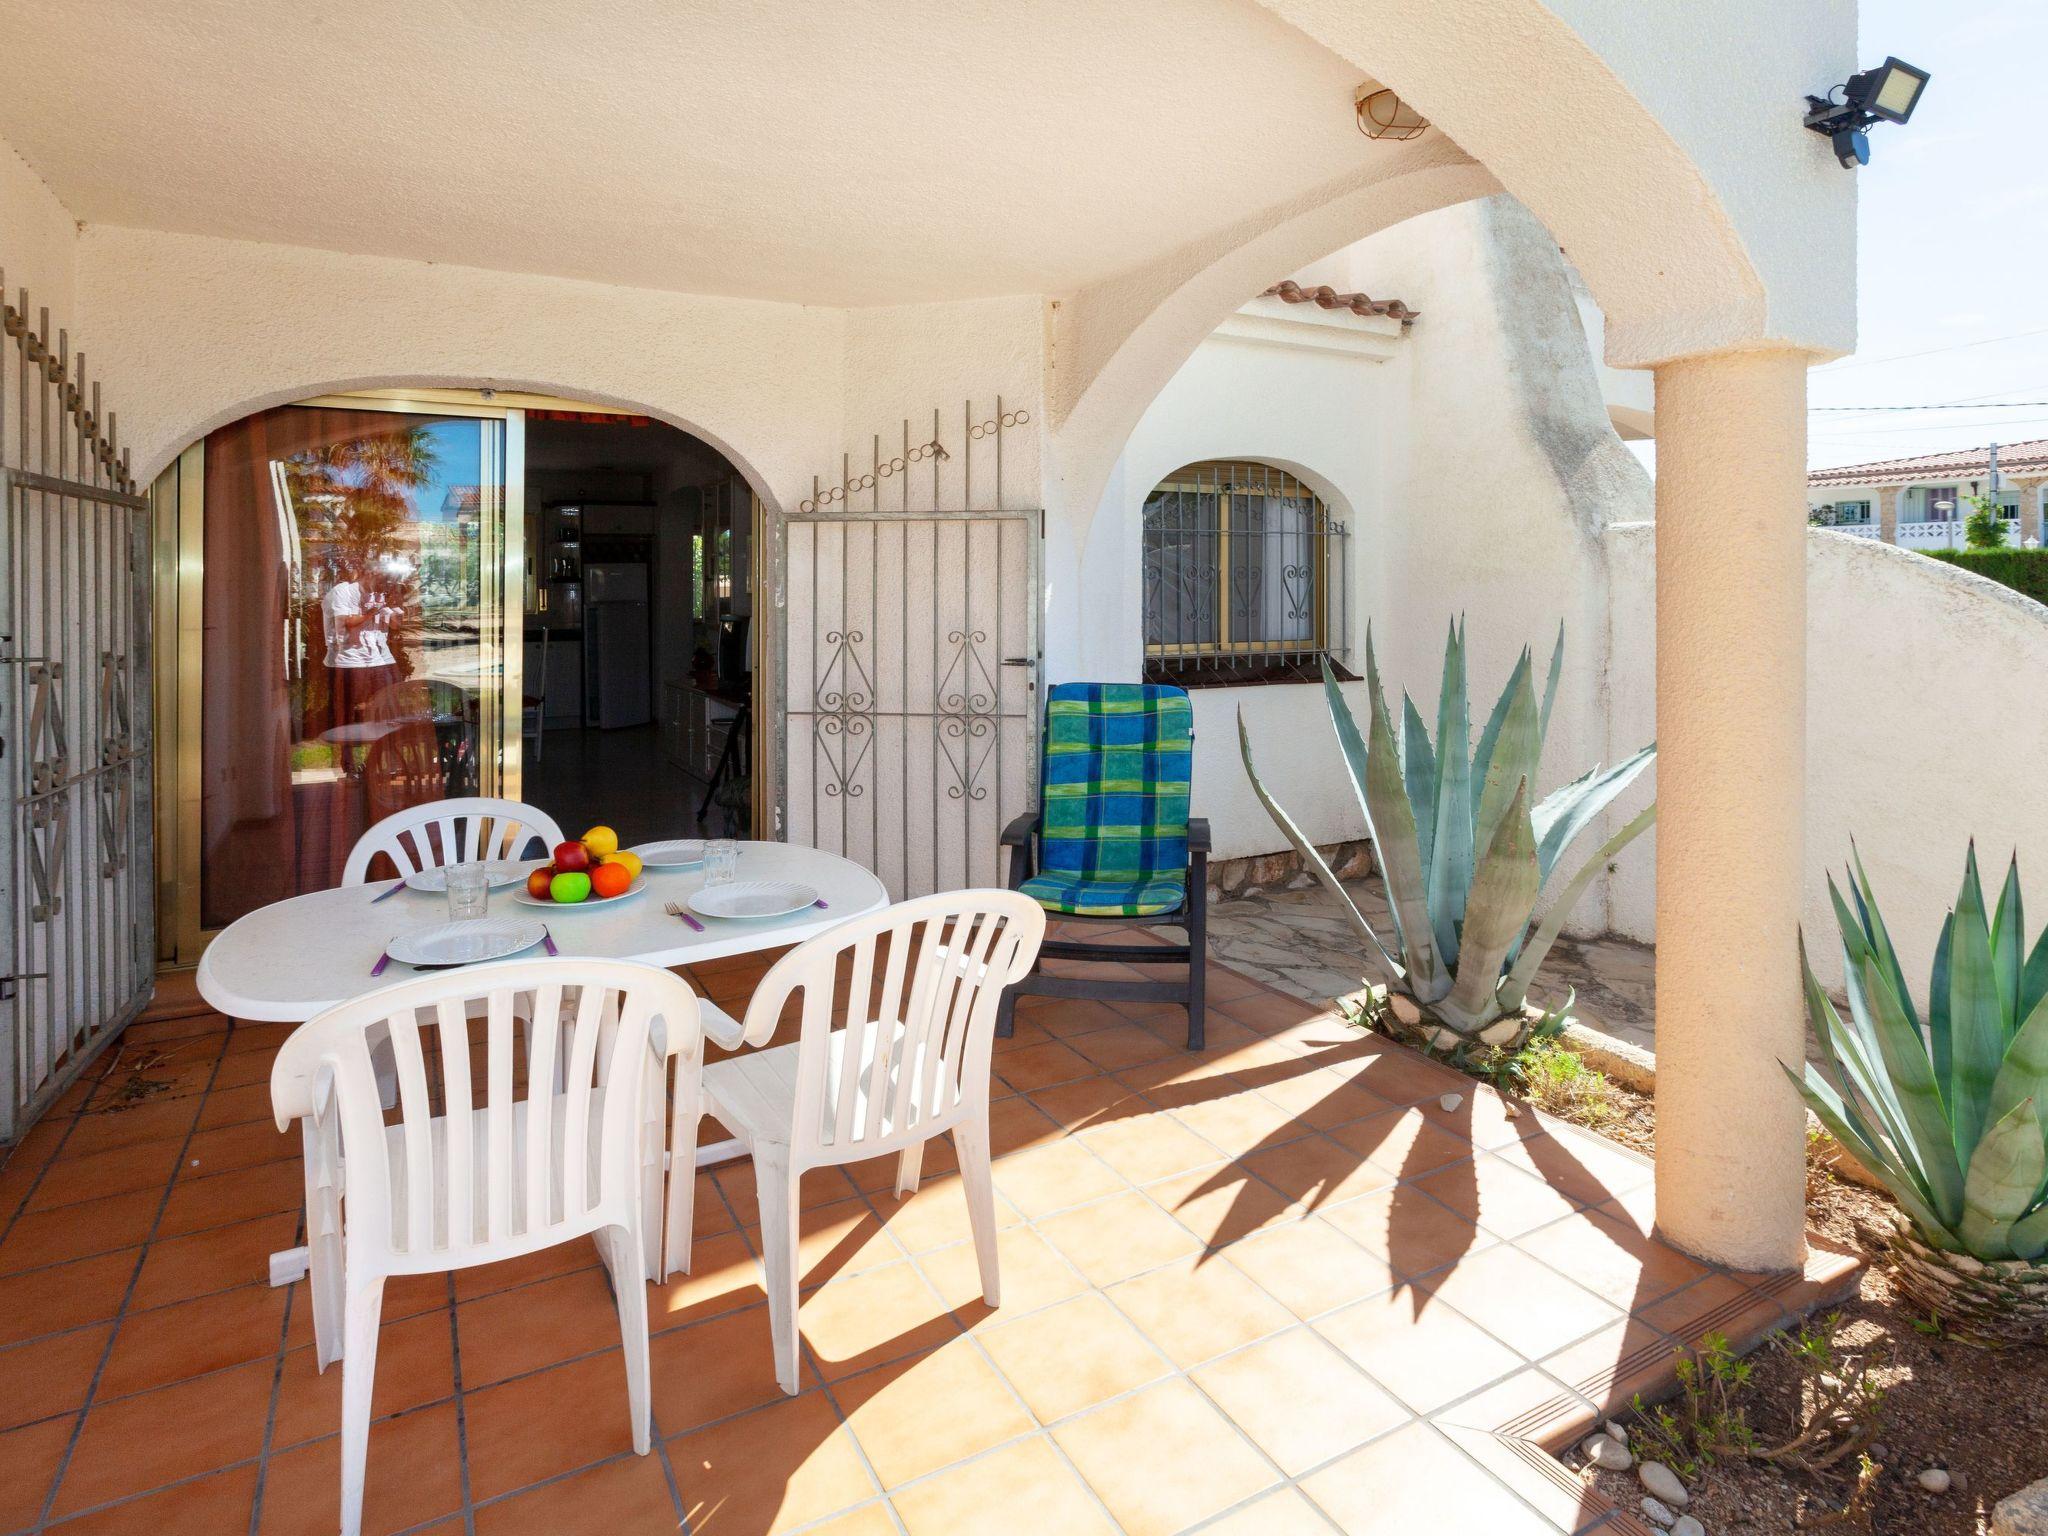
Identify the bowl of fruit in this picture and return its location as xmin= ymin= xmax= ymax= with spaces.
xmin=513 ymin=826 xmax=646 ymax=908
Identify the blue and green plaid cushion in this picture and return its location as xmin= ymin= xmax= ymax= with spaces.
xmin=1029 ymin=682 xmax=1192 ymax=916
xmin=1020 ymin=871 xmax=1187 ymax=918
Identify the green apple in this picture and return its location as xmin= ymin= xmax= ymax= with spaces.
xmin=549 ymin=870 xmax=592 ymax=904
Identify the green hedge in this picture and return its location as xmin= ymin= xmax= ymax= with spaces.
xmin=1923 ymin=547 xmax=2048 ymax=607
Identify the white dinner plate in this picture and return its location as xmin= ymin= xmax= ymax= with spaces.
xmin=631 ymin=839 xmax=706 ymax=869
xmin=511 ymin=880 xmax=647 ymax=910
xmin=688 ymin=880 xmax=819 ymax=921
xmin=403 ymin=860 xmax=532 ymax=894
xmin=386 ymin=917 xmax=547 ymax=967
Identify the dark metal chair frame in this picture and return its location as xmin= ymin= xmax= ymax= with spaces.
xmin=994 ymin=811 xmax=1211 ymax=1050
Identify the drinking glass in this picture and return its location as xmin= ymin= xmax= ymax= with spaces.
xmin=446 ymin=861 xmax=489 ymax=922
xmin=705 ymin=839 xmax=739 ymax=887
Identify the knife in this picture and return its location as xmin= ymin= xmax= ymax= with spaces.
xmin=541 ymin=926 xmax=559 ymax=956
xmin=370 ymin=880 xmax=408 ymax=904
xmin=370 ymin=951 xmax=393 ymax=977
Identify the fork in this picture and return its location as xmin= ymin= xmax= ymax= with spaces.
xmin=664 ymin=902 xmax=706 ymax=932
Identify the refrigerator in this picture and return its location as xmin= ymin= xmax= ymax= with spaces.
xmin=583 ymin=563 xmax=652 ymax=728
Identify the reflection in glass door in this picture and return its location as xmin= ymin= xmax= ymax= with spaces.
xmin=155 ymin=397 xmax=523 ymax=952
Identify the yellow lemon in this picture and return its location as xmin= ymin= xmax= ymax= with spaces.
xmin=581 ymin=824 xmax=620 ymax=858
xmin=601 ymin=849 xmax=643 ymax=881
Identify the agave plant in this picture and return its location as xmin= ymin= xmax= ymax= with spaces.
xmin=1239 ymin=621 xmax=1655 ymax=1049
xmin=1789 ymin=847 xmax=2048 ymax=1277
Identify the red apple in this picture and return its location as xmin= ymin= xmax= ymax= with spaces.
xmin=553 ymin=841 xmax=591 ymax=873
xmin=526 ymin=867 xmax=556 ymax=900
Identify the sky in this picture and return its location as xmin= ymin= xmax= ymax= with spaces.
xmin=1632 ymin=0 xmax=2048 ymax=476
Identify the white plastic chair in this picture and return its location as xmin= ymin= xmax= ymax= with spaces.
xmin=272 ymin=957 xmax=702 ymax=1536
xmin=669 ymin=890 xmax=1045 ymax=1394
xmin=341 ymin=795 xmax=566 ymax=885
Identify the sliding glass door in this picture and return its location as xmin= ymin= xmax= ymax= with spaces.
xmin=154 ymin=394 xmax=524 ymax=960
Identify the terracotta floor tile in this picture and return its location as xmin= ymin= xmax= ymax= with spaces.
xmin=1490 ymin=1127 xmax=1654 ymax=1205
xmin=259 ymin=1401 xmax=464 ymax=1536
xmin=1517 ymin=1204 xmax=1710 ymax=1308
xmin=223 ymin=1020 xmax=294 ymax=1057
xmin=1242 ymin=1132 xmax=1394 ymax=1214
xmin=180 ymin=1118 xmax=295 ymax=1180
xmin=1077 ymin=1112 xmax=1220 ymax=1184
xmin=0 ymin=1249 xmax=140 ymax=1347
xmin=129 ymin=1211 xmax=299 ymax=1309
xmin=0 ymin=1190 xmax=159 ymax=1277
xmin=669 ymin=1393 xmax=876 ymax=1535
xmin=41 ymin=1463 xmax=258 ymax=1536
xmin=1222 ymin=1217 xmax=1395 ymax=1320
xmin=449 ymin=1237 xmax=603 ymax=1303
xmin=1301 ymin=1421 xmax=1557 ymax=1534
xmin=1319 ymin=1181 xmax=1494 ymax=1280
xmin=1197 ymin=1485 xmax=1341 ymax=1536
xmin=1161 ymin=1085 xmax=1320 ymax=1157
xmin=1315 ymin=1290 xmax=1524 ymax=1415
xmin=1067 ymin=1024 xmax=1181 ymax=1074
xmin=991 ymin=1041 xmax=1099 ymax=1094
xmin=1031 ymin=999 xmax=1127 ymax=1038
xmin=893 ymin=1434 xmax=1117 ymax=1536
xmin=648 ymin=1230 xmax=766 ymax=1331
xmin=980 ymin=1291 xmax=1170 ymax=1422
xmin=0 ymin=1325 xmax=110 ymax=1431
xmin=26 ymin=1139 xmax=185 ymax=1212
xmin=97 ymin=1282 xmax=287 ymax=1398
xmin=1106 ymin=1254 xmax=1294 ymax=1369
xmin=0 ymin=1414 xmax=76 ymax=1532
xmin=1421 ymin=1245 xmax=1622 ymax=1359
xmin=1330 ymin=1106 xmax=1475 ymax=1181
xmin=794 ymin=1260 xmax=959 ymax=1380
xmin=747 ymin=1196 xmax=903 ymax=1286
xmin=285 ymin=1271 xmax=447 ymax=1352
xmin=917 ymin=1226 xmax=1085 ymax=1322
xmin=53 ymin=1358 xmax=272 ymax=1514
xmin=269 ymin=1309 xmax=458 ymax=1450
xmin=712 ymin=1163 xmax=856 ymax=1227
xmin=1052 ymin=1378 xmax=1278 ymax=1536
xmin=194 ymin=1079 xmax=278 ymax=1131
xmin=1537 ymin=1316 xmax=1683 ymax=1416
xmin=1038 ymin=1191 xmax=1201 ymax=1287
xmin=1244 ymin=1066 xmax=1394 ymax=1132
xmin=473 ymin=1451 xmax=678 ymax=1535
xmin=1344 ymin=1046 xmax=1471 ymax=1107
xmin=1142 ymin=1161 xmax=1302 ymax=1249
xmin=799 ymin=1501 xmax=897 ymax=1536
xmin=207 ymin=1047 xmax=277 ymax=1091
xmin=1417 ymin=1153 xmax=1588 ymax=1241
xmin=1636 ymin=1274 xmax=1786 ymax=1353
xmin=1191 ymin=1328 xmax=1408 ymax=1476
xmin=648 ymin=1305 xmax=794 ymax=1432
xmin=866 ymin=1176 xmax=1019 ymax=1257
xmin=464 ymin=1351 xmax=641 ymax=1501
xmin=836 ymin=1339 xmax=1034 ymax=1488
xmin=842 ymin=1139 xmax=958 ymax=1194
xmin=988 ymin=1137 xmax=1127 ymax=1218
xmin=457 ymin=1266 xmax=626 ymax=1388
xmin=985 ymin=1094 xmax=1062 ymax=1156
xmin=1024 ymin=1075 xmax=1150 ymax=1133
xmin=156 ymin=1157 xmax=300 ymax=1237
xmin=54 ymin=1098 xmax=201 ymax=1161
xmin=1216 ymin=989 xmax=1322 ymax=1032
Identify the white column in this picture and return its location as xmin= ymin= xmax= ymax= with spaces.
xmin=1652 ymin=347 xmax=1809 ymax=1271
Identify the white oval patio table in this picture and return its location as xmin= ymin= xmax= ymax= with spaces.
xmin=195 ymin=840 xmax=889 ymax=1022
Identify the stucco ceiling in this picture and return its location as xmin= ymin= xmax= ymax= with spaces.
xmin=0 ymin=0 xmax=1397 ymax=306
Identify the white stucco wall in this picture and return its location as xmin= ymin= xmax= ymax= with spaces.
xmin=1607 ymin=526 xmax=2048 ymax=991
xmin=0 ymin=136 xmax=80 ymax=465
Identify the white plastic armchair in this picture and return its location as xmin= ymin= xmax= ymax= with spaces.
xmin=668 ymin=889 xmax=1045 ymax=1394
xmin=271 ymin=957 xmax=703 ymax=1536
xmin=340 ymin=796 xmax=566 ymax=886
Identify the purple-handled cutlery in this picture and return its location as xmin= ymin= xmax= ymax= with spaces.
xmin=370 ymin=880 xmax=408 ymax=904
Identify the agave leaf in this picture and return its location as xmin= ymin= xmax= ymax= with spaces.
xmin=1437 ymin=778 xmax=1539 ymax=1032
xmin=1327 ymin=646 xmax=1409 ymax=966
xmin=1537 ymin=621 xmax=1564 ymax=748
xmin=1949 ymin=844 xmax=2006 ymax=1163
xmin=1991 ymin=853 xmax=2025 ymax=1039
xmin=1849 ymin=844 xmax=1922 ymax=1039
xmin=2021 ymin=925 xmax=2048 ymax=1039
xmin=1785 ymin=1061 xmax=1961 ymax=1250
xmin=1341 ymin=645 xmax=1444 ymax=997
xmin=1988 ymin=990 xmax=2048 ymax=1149
xmin=1958 ymin=1098 xmax=2046 ymax=1259
xmin=1529 ymin=744 xmax=1656 ymax=890
xmin=1929 ymin=909 xmax=1955 ymax=1090
xmin=1400 ymin=692 xmax=1437 ymax=881
xmin=1237 ymin=709 xmax=1404 ymax=982
xmin=1473 ymin=656 xmax=1539 ymax=870
xmin=1847 ymin=949 xmax=1967 ymax=1226
xmin=1497 ymin=802 xmax=1655 ymax=1013
xmin=1468 ymin=644 xmax=1525 ymax=828
xmin=1426 ymin=620 xmax=1473 ymax=970
xmin=2011 ymin=1200 xmax=2048 ymax=1262
xmin=1827 ymin=876 xmax=1944 ymax=1137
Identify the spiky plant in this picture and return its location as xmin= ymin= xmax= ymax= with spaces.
xmin=1239 ymin=621 xmax=1655 ymax=1049
xmin=1789 ymin=847 xmax=2048 ymax=1341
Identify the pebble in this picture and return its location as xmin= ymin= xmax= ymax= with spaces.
xmin=1640 ymin=1462 xmax=1690 ymax=1506
xmin=1583 ymin=1433 xmax=1631 ymax=1471
xmin=1642 ymin=1496 xmax=1677 ymax=1527
xmin=1439 ymin=1092 xmax=1464 ymax=1112
xmin=1605 ymin=1420 xmax=1629 ymax=1443
xmin=1871 ymin=1443 xmax=1891 ymax=1463
xmin=1919 ymin=1468 xmax=1952 ymax=1494
xmin=1672 ymin=1518 xmax=1705 ymax=1536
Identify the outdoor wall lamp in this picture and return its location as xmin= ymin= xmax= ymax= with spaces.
xmin=1805 ymin=56 xmax=1930 ymax=168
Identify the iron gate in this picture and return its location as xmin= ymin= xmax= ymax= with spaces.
xmin=773 ymin=401 xmax=1041 ymax=899
xmin=0 ymin=287 xmax=154 ymax=1143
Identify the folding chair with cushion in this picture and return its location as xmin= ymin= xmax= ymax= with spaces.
xmin=999 ymin=681 xmax=1210 ymax=1048
xmin=271 ymin=957 xmax=703 ymax=1536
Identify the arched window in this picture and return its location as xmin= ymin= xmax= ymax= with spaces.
xmin=1141 ymin=460 xmax=1347 ymax=684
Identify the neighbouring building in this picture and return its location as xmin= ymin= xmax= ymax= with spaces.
xmin=1808 ymin=439 xmax=2048 ymax=548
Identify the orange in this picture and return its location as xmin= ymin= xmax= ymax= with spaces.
xmin=589 ymin=861 xmax=632 ymax=900
xmin=600 ymin=849 xmax=643 ymax=881
xmin=581 ymin=824 xmax=620 ymax=858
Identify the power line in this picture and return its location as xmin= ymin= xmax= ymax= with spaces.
xmin=1810 ymin=401 xmax=2048 ymax=412
xmin=1813 ymin=323 xmax=2048 ymax=372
